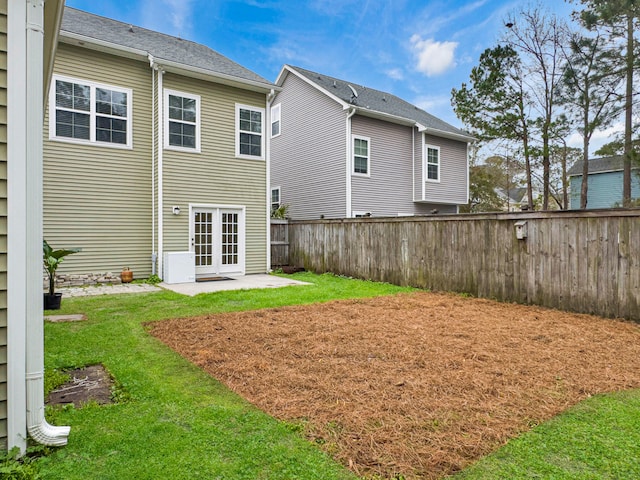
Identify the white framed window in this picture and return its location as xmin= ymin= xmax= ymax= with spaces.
xmin=236 ymin=104 xmax=265 ymax=159
xmin=164 ymin=89 xmax=201 ymax=152
xmin=49 ymin=75 xmax=132 ymax=148
xmin=271 ymin=103 xmax=281 ymax=138
xmin=425 ymin=144 xmax=440 ymax=182
xmin=352 ymin=135 xmax=370 ymax=176
xmin=271 ymin=187 xmax=281 ymax=213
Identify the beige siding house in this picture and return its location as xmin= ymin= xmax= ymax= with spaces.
xmin=44 ymin=8 xmax=275 ymax=283
xmin=5 ymin=0 xmax=68 ymax=452
xmin=271 ymin=65 xmax=474 ymax=219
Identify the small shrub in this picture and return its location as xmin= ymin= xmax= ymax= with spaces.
xmin=0 ymin=446 xmax=47 ymax=480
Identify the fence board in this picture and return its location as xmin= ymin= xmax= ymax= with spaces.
xmin=287 ymin=210 xmax=640 ymax=320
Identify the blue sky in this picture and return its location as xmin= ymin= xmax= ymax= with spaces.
xmin=65 ymin=0 xmax=584 ymax=137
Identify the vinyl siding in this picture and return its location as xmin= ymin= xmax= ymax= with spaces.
xmin=161 ymin=73 xmax=268 ymax=273
xmin=271 ymin=72 xmax=346 ymax=220
xmin=420 ymin=134 xmax=468 ymax=205
xmin=0 ymin=0 xmax=6 ymax=449
xmin=351 ymin=115 xmax=412 ymax=216
xmin=570 ymin=170 xmax=640 ymax=209
xmin=43 ymin=44 xmax=153 ymax=277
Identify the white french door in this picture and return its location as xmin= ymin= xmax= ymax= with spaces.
xmin=191 ymin=206 xmax=244 ymax=276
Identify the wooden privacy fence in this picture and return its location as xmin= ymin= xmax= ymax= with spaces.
xmin=286 ymin=209 xmax=640 ymax=320
xmin=270 ymin=219 xmax=289 ymax=267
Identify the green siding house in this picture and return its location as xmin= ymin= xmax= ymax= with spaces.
xmin=568 ymin=156 xmax=640 ymax=209
xmin=44 ymin=8 xmax=276 ymax=283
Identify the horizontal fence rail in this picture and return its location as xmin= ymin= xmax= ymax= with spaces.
xmin=286 ymin=209 xmax=640 ymax=320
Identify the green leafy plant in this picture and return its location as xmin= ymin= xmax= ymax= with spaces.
xmin=43 ymin=240 xmax=80 ymax=295
xmin=0 ymin=446 xmax=45 ymax=480
xmin=271 ymin=203 xmax=289 ymax=219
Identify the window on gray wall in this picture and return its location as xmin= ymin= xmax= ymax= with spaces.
xmin=352 ymin=135 xmax=370 ymax=176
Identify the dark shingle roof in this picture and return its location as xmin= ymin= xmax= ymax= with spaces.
xmin=285 ymin=65 xmax=472 ymax=140
xmin=567 ymin=156 xmax=630 ymax=176
xmin=61 ymin=7 xmax=272 ymax=87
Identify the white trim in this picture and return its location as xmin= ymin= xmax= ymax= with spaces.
xmin=270 ymin=102 xmax=281 ymax=138
xmin=266 ymin=91 xmax=274 ymax=271
xmin=157 ymin=69 xmax=165 ymax=276
xmin=424 ymin=143 xmax=441 ymax=183
xmin=163 ymin=88 xmax=201 ymax=153
xmin=235 ymin=103 xmax=265 ymax=160
xmin=7 ymin=0 xmax=29 ymax=451
xmin=188 ymin=204 xmax=246 ymax=275
xmin=277 ymin=65 xmax=349 ymax=109
xmin=345 ymin=108 xmax=356 ymax=217
xmin=352 ymin=134 xmax=371 ymax=177
xmin=48 ymin=74 xmax=133 ymax=149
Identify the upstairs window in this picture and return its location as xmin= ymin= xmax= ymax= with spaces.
xmin=271 ymin=103 xmax=281 ymax=137
xmin=50 ymin=76 xmax=131 ymax=147
xmin=425 ymin=145 xmax=440 ymax=182
xmin=352 ymin=135 xmax=370 ymax=176
xmin=236 ymin=104 xmax=264 ymax=159
xmin=165 ymin=89 xmax=200 ymax=152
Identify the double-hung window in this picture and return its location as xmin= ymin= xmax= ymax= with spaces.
xmin=51 ymin=75 xmax=132 ymax=147
xmin=352 ymin=135 xmax=370 ymax=176
xmin=271 ymin=103 xmax=281 ymax=137
xmin=165 ymin=89 xmax=200 ymax=152
xmin=271 ymin=187 xmax=281 ymax=214
xmin=236 ymin=104 xmax=264 ymax=159
xmin=425 ymin=145 xmax=440 ymax=182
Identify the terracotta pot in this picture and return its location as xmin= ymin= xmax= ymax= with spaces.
xmin=121 ymin=270 xmax=133 ymax=283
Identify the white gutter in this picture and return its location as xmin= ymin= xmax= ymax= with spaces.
xmin=150 ymin=56 xmax=157 ymax=275
xmin=345 ymin=108 xmax=356 ymax=217
xmin=419 ymin=125 xmax=475 ymax=143
xmin=25 ymin=0 xmax=69 ymax=447
xmin=421 ymin=132 xmax=426 ymax=201
xmin=412 ymin=127 xmax=415 ymax=202
xmin=155 ymin=63 xmax=165 ymax=278
xmin=266 ymin=89 xmax=276 ymax=270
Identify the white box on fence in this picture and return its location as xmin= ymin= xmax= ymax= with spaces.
xmin=163 ymin=252 xmax=195 ymax=284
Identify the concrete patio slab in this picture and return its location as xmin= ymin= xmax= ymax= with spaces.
xmin=159 ymin=274 xmax=310 ymax=296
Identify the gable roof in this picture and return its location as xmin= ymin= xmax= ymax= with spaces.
xmin=496 ymin=187 xmax=528 ymax=203
xmin=60 ymin=7 xmax=274 ymax=92
xmin=567 ymin=155 xmax=636 ymax=177
xmin=277 ymin=65 xmax=474 ymax=142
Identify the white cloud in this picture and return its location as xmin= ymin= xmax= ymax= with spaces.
xmin=566 ymin=122 xmax=624 ymax=156
xmin=385 ymin=68 xmax=404 ymax=81
xmin=140 ymin=0 xmax=194 ymax=38
xmin=410 ymin=35 xmax=458 ymax=77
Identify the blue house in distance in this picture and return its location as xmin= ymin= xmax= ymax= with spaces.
xmin=568 ymin=156 xmax=640 ymax=209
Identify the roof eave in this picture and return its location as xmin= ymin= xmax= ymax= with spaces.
xmin=352 ymin=107 xmax=416 ymax=127
xmin=419 ymin=125 xmax=476 ymax=143
xmin=279 ymin=65 xmax=349 ymax=108
xmin=59 ymin=31 xmax=277 ymax=94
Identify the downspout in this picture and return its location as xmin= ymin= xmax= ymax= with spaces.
xmin=412 ymin=126 xmax=415 ymax=202
xmin=421 ymin=132 xmax=426 ymax=201
xmin=345 ymin=108 xmax=356 ymax=217
xmin=156 ymin=66 xmax=165 ymax=277
xmin=266 ymin=89 xmax=275 ymax=271
xmin=149 ymin=55 xmax=156 ymax=275
xmin=25 ymin=0 xmax=70 ymax=446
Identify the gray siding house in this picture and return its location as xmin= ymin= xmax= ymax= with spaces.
xmin=44 ymin=8 xmax=276 ymax=283
xmin=270 ymin=65 xmax=474 ymax=219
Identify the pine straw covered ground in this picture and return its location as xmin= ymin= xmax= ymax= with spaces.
xmin=149 ymin=292 xmax=640 ymax=479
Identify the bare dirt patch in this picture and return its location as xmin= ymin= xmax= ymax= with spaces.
xmin=149 ymin=292 xmax=640 ymax=479
xmin=46 ymin=364 xmax=114 ymax=406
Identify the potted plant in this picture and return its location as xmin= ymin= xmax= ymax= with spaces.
xmin=43 ymin=240 xmax=80 ymax=310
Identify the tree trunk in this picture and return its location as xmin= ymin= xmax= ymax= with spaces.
xmin=622 ymin=14 xmax=633 ymax=206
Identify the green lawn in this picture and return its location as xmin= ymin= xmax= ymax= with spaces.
xmin=39 ymin=272 xmax=640 ymax=479
xmin=40 ymin=273 xmax=413 ymax=480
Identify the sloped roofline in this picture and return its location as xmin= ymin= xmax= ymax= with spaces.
xmin=60 ymin=29 xmax=278 ymax=94
xmin=275 ymin=65 xmax=475 ymax=143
